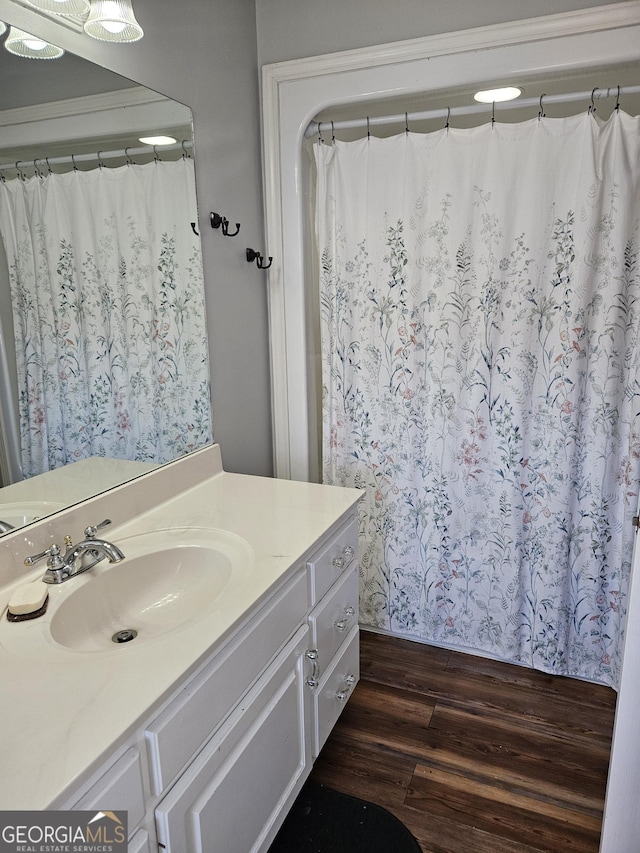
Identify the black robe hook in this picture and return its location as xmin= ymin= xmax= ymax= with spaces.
xmin=246 ymin=248 xmax=273 ymax=270
xmin=211 ymin=212 xmax=241 ymax=237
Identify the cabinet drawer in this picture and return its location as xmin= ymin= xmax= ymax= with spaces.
xmin=72 ymin=747 xmax=145 ymax=832
xmin=128 ymin=829 xmax=151 ymax=853
xmin=155 ymin=625 xmax=310 ymax=853
xmin=307 ymin=516 xmax=358 ymax=604
xmin=312 ymin=625 xmax=359 ymax=757
xmin=310 ymin=565 xmax=358 ymax=665
xmin=145 ymin=568 xmax=307 ymax=795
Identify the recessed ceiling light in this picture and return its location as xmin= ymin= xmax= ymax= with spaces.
xmin=138 ymin=136 xmax=177 ymax=146
xmin=474 ymin=86 xmax=523 ymax=104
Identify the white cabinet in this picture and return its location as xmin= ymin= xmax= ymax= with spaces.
xmin=155 ymin=625 xmax=311 ymax=853
xmin=63 ymin=508 xmax=360 ymax=853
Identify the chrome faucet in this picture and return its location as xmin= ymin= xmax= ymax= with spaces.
xmin=0 ymin=520 xmax=14 ymax=534
xmin=24 ymin=519 xmax=125 ymax=584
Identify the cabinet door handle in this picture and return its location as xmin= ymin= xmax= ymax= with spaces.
xmin=305 ymin=648 xmax=320 ymax=689
xmin=334 ymin=605 xmax=356 ymax=632
xmin=331 ymin=544 xmax=355 ymax=570
xmin=335 ymin=674 xmax=356 ymax=703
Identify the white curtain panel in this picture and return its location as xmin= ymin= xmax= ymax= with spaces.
xmin=316 ymin=111 xmax=640 ymax=687
xmin=0 ymin=158 xmax=212 ymax=477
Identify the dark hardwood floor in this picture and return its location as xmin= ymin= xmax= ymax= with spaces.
xmin=310 ymin=630 xmax=617 ymax=853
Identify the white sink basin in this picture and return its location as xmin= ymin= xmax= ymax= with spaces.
xmin=1 ymin=527 xmax=254 ymax=656
xmin=0 ymin=502 xmax=66 ymax=533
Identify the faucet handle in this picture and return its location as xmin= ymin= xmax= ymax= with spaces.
xmin=24 ymin=543 xmax=63 ymax=568
xmin=84 ymin=518 xmax=112 ymax=539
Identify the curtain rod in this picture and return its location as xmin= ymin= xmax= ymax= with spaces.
xmin=0 ymin=140 xmax=193 ymax=174
xmin=305 ymin=84 xmax=640 ymax=140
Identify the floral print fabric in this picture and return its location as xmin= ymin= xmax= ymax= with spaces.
xmin=316 ymin=111 xmax=640 ymax=687
xmin=0 ymin=158 xmax=212 ymax=476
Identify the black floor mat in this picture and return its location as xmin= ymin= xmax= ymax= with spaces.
xmin=268 ymin=779 xmax=422 ymax=853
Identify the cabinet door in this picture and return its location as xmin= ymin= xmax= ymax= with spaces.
xmin=155 ymin=625 xmax=312 ymax=853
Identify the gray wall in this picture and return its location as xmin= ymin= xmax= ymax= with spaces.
xmin=0 ymin=0 xmax=272 ymax=477
xmin=255 ymin=0 xmax=631 ymax=66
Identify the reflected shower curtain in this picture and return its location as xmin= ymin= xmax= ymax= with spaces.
xmin=316 ymin=111 xmax=640 ymax=687
xmin=0 ymin=158 xmax=212 ymax=477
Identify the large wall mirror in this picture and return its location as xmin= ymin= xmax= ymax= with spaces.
xmin=0 ymin=16 xmax=211 ymax=534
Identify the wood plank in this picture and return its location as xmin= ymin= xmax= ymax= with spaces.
xmin=425 ymin=703 xmax=609 ymax=813
xmin=409 ymin=763 xmax=602 ymax=853
xmin=359 ymin=631 xmax=615 ymax=742
xmin=311 ymin=738 xmax=415 ymax=807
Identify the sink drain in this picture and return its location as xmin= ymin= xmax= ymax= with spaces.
xmin=112 ymin=628 xmax=138 ymax=644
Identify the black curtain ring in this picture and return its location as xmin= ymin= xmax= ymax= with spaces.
xmin=318 ymin=123 xmax=325 ymax=144
xmin=616 ymin=85 xmax=621 ymax=112
xmin=45 ymin=157 xmax=52 ymax=175
xmin=367 ymin=116 xmax=370 ymax=139
xmin=331 ymin=120 xmax=335 ymax=143
xmin=589 ymin=87 xmax=597 ymax=114
xmin=405 ymin=112 xmax=409 ymax=135
xmin=491 ymin=101 xmax=496 ymax=127
xmin=445 ymin=106 xmax=451 ymax=131
xmin=15 ymin=162 xmax=25 ymax=181
xmin=71 ymin=154 xmax=78 ymax=171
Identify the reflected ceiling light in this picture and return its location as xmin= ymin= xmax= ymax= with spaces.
xmin=23 ymin=0 xmax=90 ymax=14
xmin=83 ymin=0 xmax=143 ymax=42
xmin=4 ymin=26 xmax=64 ymax=58
xmin=474 ymin=86 xmax=523 ymax=104
xmin=138 ymin=135 xmax=177 ymax=146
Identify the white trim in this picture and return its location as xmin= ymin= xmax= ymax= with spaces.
xmin=261 ymin=2 xmax=640 ymax=482
xmin=0 ymin=86 xmax=177 ymax=128
xmin=0 ymin=87 xmax=192 ymax=153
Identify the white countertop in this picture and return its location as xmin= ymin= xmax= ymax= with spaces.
xmin=0 ymin=446 xmax=361 ymax=809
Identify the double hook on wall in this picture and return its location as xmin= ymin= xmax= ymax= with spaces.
xmin=190 ymin=208 xmax=273 ymax=271
xmin=210 ymin=211 xmax=241 ymax=237
xmin=246 ymin=248 xmax=273 ymax=269
xmin=191 ymin=211 xmax=241 ymax=237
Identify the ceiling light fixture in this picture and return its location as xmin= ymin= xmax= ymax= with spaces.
xmin=4 ymin=26 xmax=64 ymax=58
xmin=83 ymin=0 xmax=143 ymax=42
xmin=138 ymin=136 xmax=177 ymax=146
xmin=1 ymin=1 xmax=143 ymax=59
xmin=23 ymin=0 xmax=90 ymax=15
xmin=474 ymin=86 xmax=523 ymax=104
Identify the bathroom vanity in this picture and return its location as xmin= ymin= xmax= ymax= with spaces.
xmin=0 ymin=445 xmax=361 ymax=852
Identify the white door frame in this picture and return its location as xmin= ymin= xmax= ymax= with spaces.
xmin=261 ymin=0 xmax=640 ymax=483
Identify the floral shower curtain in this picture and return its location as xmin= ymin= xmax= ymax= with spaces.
xmin=316 ymin=110 xmax=640 ymax=688
xmin=0 ymin=158 xmax=212 ymax=477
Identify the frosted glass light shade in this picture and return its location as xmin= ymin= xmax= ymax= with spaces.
xmin=83 ymin=0 xmax=143 ymax=42
xmin=0 ymin=22 xmax=6 ymax=36
xmin=4 ymin=27 xmax=64 ymax=59
xmin=24 ymin=0 xmax=90 ymax=14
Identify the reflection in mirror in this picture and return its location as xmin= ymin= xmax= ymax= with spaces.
xmin=0 ymin=26 xmax=212 ymax=534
